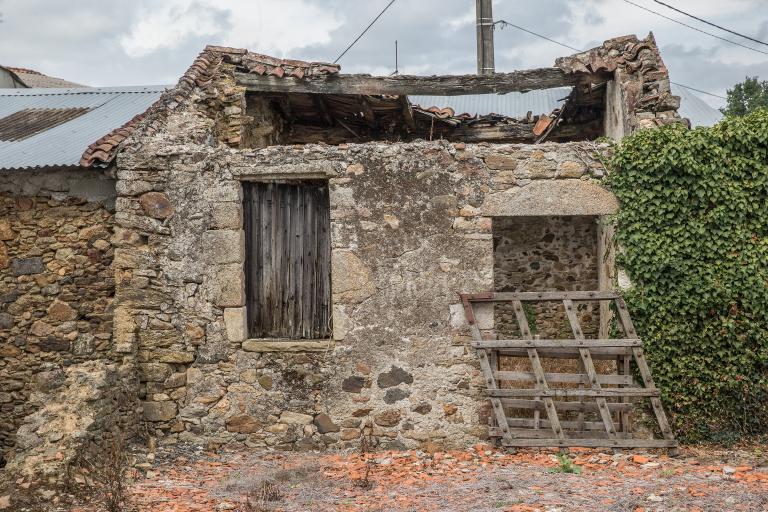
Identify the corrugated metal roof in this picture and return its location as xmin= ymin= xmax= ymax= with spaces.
xmin=672 ymin=85 xmax=724 ymax=128
xmin=411 ymin=85 xmax=724 ymax=128
xmin=0 ymin=86 xmax=167 ymax=171
xmin=410 ymin=87 xmax=572 ymax=119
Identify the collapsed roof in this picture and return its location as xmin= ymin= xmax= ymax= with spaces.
xmin=0 ymin=34 xmax=699 ymax=172
xmin=158 ymin=34 xmax=685 ymax=149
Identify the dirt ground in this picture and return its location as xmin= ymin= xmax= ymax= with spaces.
xmin=73 ymin=443 xmax=768 ymax=512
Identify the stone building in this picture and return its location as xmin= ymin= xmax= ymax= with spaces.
xmin=0 ymin=85 xmax=165 ymax=480
xmin=1 ymin=34 xmax=686 ymax=496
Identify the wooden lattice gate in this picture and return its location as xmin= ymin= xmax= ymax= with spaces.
xmin=460 ymin=291 xmax=678 ymax=453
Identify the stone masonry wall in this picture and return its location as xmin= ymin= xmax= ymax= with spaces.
xmin=0 ymin=170 xmax=129 ymax=506
xmin=493 ymin=216 xmax=600 ymax=339
xmin=114 ymin=107 xmax=616 ymax=452
xmin=0 ymin=188 xmax=115 ymax=455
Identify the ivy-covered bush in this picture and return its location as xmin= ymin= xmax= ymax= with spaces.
xmin=608 ymin=110 xmax=768 ymax=442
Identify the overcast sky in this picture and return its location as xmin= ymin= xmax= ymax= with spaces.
xmin=1 ymin=0 xmax=767 ymax=108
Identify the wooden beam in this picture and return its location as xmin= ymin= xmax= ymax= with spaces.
xmin=487 ymin=388 xmax=660 ymax=398
xmin=472 ymin=339 xmax=642 ymax=349
xmin=499 ymin=399 xmax=634 ymax=413
xmin=399 ymin=96 xmax=417 ymax=132
xmin=450 ymin=120 xmax=596 ymax=143
xmin=495 ymin=437 xmax=678 ymax=448
xmin=312 ymin=95 xmax=334 ymax=126
xmin=462 ymin=291 xmax=621 ymax=302
xmin=359 ymin=96 xmax=378 ymax=129
xmin=493 ymin=371 xmax=633 ymax=386
xmin=236 ymin=68 xmax=580 ymax=96
xmin=495 ymin=347 xmax=632 ymax=360
xmin=286 ymin=124 xmax=367 ymax=144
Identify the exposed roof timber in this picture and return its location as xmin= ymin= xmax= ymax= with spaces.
xmin=398 ymin=96 xmax=417 ymax=132
xmin=359 ymin=97 xmax=377 ymax=129
xmin=451 ymin=118 xmax=602 ymax=143
xmin=312 ymin=95 xmax=334 ymax=126
xmin=236 ymin=68 xmax=600 ymax=96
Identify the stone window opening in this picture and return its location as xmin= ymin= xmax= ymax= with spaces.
xmin=242 ymin=180 xmax=332 ymax=340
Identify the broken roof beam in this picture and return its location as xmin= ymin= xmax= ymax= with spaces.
xmin=236 ymin=67 xmax=586 ymax=96
xmin=449 ymin=119 xmax=601 ymax=143
xmin=399 ymin=96 xmax=417 ymax=132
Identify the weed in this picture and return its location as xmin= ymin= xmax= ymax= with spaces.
xmin=359 ymin=430 xmax=373 ymax=455
xmin=68 ymin=429 xmax=130 ymax=512
xmin=547 ymin=454 xmax=582 ymax=475
xmin=241 ymin=479 xmax=283 ymax=512
xmin=352 ymin=463 xmax=373 ymax=490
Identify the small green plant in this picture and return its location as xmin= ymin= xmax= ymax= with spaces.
xmin=547 ymin=454 xmax=582 ymax=475
xmin=523 ymin=303 xmax=538 ymax=336
xmin=660 ymin=468 xmax=676 ymax=478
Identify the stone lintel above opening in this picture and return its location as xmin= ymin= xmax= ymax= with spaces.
xmin=481 ymin=179 xmax=619 ymax=217
xmin=241 ymin=339 xmax=335 ymax=352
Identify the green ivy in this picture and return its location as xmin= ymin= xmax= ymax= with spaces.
xmin=606 ymin=110 xmax=768 ymax=442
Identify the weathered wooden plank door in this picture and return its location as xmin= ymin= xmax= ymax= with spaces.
xmin=243 ymin=181 xmax=331 ymax=339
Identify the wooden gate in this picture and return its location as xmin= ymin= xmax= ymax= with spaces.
xmin=460 ymin=291 xmax=678 ymax=452
xmin=243 ymin=181 xmax=331 ymax=339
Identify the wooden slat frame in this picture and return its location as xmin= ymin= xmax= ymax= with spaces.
xmin=493 ymin=371 xmax=633 ymax=386
xmin=563 ymin=299 xmax=617 ymax=439
xmin=512 ymin=299 xmax=565 ymax=440
xmin=460 ymin=291 xmax=678 ymax=452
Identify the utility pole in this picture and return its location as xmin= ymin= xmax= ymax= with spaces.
xmin=476 ymin=0 xmax=495 ymax=76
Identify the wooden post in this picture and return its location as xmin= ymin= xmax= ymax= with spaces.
xmin=476 ymin=0 xmax=495 ymax=76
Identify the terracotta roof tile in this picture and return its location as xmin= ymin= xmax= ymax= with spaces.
xmin=79 ymin=46 xmax=341 ymax=167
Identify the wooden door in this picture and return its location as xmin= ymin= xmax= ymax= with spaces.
xmin=243 ymin=181 xmax=331 ymax=339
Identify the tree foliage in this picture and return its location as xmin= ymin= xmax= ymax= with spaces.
xmin=721 ymin=76 xmax=768 ymax=117
xmin=607 ymin=110 xmax=768 ymax=442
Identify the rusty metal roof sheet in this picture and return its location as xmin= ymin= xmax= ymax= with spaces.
xmin=0 ymin=85 xmax=167 ymax=171
xmin=0 ymin=107 xmax=91 ymax=141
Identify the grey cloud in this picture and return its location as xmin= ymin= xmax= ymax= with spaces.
xmin=0 ymin=0 xmax=766 ymax=109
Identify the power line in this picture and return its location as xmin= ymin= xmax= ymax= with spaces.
xmin=495 ymin=21 xmax=583 ymax=53
xmin=653 ymin=0 xmax=768 ymax=48
xmin=495 ymin=20 xmax=727 ymax=100
xmin=670 ymin=82 xmax=726 ymax=100
xmin=333 ymin=0 xmax=398 ymax=64
xmin=620 ymin=0 xmax=768 ymax=56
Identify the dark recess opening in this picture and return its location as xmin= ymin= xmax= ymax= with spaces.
xmin=243 ymin=181 xmax=332 ymax=339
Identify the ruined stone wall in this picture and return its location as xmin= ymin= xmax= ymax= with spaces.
xmin=113 ymin=108 xmax=617 ymax=451
xmin=0 ymin=169 xmax=123 ymax=494
xmin=493 ymin=216 xmax=600 ymax=339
